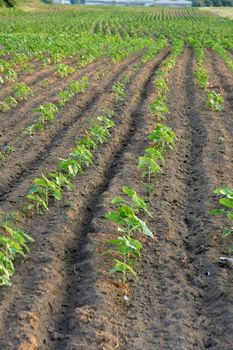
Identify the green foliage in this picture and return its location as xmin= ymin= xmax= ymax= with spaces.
xmin=148 ymin=96 xmax=169 ymax=120
xmin=13 ymin=83 xmax=33 ymax=101
xmin=194 ymin=67 xmax=209 ymax=89
xmin=34 ymin=103 xmax=58 ymax=124
xmin=0 ymin=96 xmax=17 ymax=112
xmin=148 ymin=123 xmax=177 ymax=149
xmin=112 ymin=81 xmax=126 ymax=101
xmin=105 ymin=187 xmax=153 ymax=287
xmin=210 ymin=188 xmax=233 ymax=239
xmin=56 ymin=64 xmax=75 ymax=78
xmin=0 ymin=214 xmax=33 ymax=286
xmin=206 ymin=90 xmax=224 ymax=111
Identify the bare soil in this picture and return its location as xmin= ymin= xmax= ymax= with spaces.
xmin=0 ymin=47 xmax=232 ymax=350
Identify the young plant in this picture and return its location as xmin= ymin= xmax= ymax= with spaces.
xmin=105 ymin=204 xmax=153 ymax=238
xmin=0 ymin=219 xmax=33 ymax=286
xmin=88 ymin=124 xmax=110 ymax=144
xmin=138 ymin=155 xmax=161 ymax=181
xmin=149 ymin=123 xmax=177 ymax=149
xmin=69 ymin=77 xmax=89 ymax=93
xmin=155 ymin=78 xmax=169 ymax=96
xmin=111 ymin=186 xmax=150 ymax=216
xmin=112 ymin=81 xmax=126 ymax=101
xmin=69 ymin=145 xmax=93 ymax=171
xmin=107 ymin=235 xmax=142 ymax=284
xmin=27 ymin=173 xmax=66 ymax=214
xmin=97 ymin=115 xmax=115 ymax=129
xmin=210 ymin=188 xmax=233 ymax=242
xmin=23 ymin=122 xmax=45 ymax=135
xmin=4 ymin=68 xmax=17 ymax=83
xmin=76 ymin=137 xmax=97 ymax=151
xmin=0 ymin=152 xmax=5 ymax=162
xmin=34 ymin=103 xmax=58 ymax=125
xmin=56 ymin=64 xmax=75 ymax=78
xmin=206 ymin=90 xmax=224 ymax=111
xmin=13 ymin=83 xmax=33 ymax=101
xmin=58 ymin=158 xmax=82 ymax=178
xmin=0 ymin=96 xmax=18 ymax=112
xmin=194 ymin=67 xmax=209 ymax=89
xmin=57 ymin=90 xmax=74 ymax=107
xmin=148 ymin=96 xmax=169 ymax=120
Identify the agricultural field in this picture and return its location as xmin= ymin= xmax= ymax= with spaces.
xmin=0 ymin=5 xmax=233 ymax=350
xmin=201 ymin=7 xmax=233 ymax=19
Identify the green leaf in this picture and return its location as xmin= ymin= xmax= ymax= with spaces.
xmin=111 ymin=196 xmax=125 ymax=204
xmin=136 ymin=217 xmax=153 ymax=238
xmin=110 ymin=259 xmax=137 ymax=279
xmin=209 ymin=208 xmax=226 ymax=215
xmin=223 ymin=229 xmax=232 ymax=236
xmin=219 ymin=198 xmax=233 ymax=209
xmin=227 ymin=212 xmax=233 ymax=221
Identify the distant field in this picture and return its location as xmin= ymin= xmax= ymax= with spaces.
xmin=0 ymin=5 xmax=233 ymax=350
xmin=201 ymin=7 xmax=233 ymax=19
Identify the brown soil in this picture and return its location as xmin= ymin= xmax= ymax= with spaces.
xmin=0 ymin=47 xmax=232 ymax=350
xmin=0 ymin=51 xmax=146 ymax=202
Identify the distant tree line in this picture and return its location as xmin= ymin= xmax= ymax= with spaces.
xmin=0 ymin=0 xmax=16 ymax=7
xmin=192 ymin=0 xmax=233 ymax=5
xmin=43 ymin=0 xmax=85 ymax=3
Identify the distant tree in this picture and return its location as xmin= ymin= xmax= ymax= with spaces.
xmin=70 ymin=0 xmax=86 ymax=4
xmin=3 ymin=0 xmax=16 ymax=7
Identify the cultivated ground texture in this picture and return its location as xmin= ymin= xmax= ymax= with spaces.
xmin=0 ymin=5 xmax=233 ymax=350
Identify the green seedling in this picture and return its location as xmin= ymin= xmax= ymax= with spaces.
xmin=59 ymin=158 xmax=82 ymax=178
xmin=111 ymin=186 xmax=150 ymax=216
xmin=23 ymin=122 xmax=45 ymax=135
xmin=69 ymin=77 xmax=89 ymax=93
xmin=57 ymin=89 xmax=74 ymax=107
xmin=143 ymin=183 xmax=156 ymax=198
xmin=138 ymin=155 xmax=161 ymax=181
xmin=88 ymin=124 xmax=110 ymax=144
xmin=194 ymin=67 xmax=209 ymax=89
xmin=56 ymin=64 xmax=75 ymax=78
xmin=105 ymin=204 xmax=153 ymax=238
xmin=0 ymin=221 xmax=33 ymax=286
xmin=144 ymin=147 xmax=164 ymax=165
xmin=13 ymin=83 xmax=33 ymax=101
xmin=155 ymin=78 xmax=169 ymax=95
xmin=0 ymin=96 xmax=18 ymax=112
xmin=206 ymin=90 xmax=224 ymax=111
xmin=112 ymin=81 xmax=126 ymax=101
xmin=149 ymin=123 xmax=177 ymax=149
xmin=4 ymin=145 xmax=16 ymax=154
xmin=104 ymin=109 xmax=115 ymax=118
xmin=69 ymin=145 xmax=93 ymax=170
xmin=4 ymin=68 xmax=17 ymax=83
xmin=107 ymin=235 xmax=142 ymax=284
xmin=97 ymin=115 xmax=115 ymax=129
xmin=0 ymin=152 xmax=5 ymax=162
xmin=210 ymin=188 xmax=233 ymax=242
xmin=148 ymin=96 xmax=169 ymax=120
xmin=40 ymin=80 xmax=49 ymax=89
xmin=76 ymin=137 xmax=97 ymax=151
xmin=27 ymin=174 xmax=66 ymax=214
xmin=122 ymin=74 xmax=130 ymax=84
xmin=34 ymin=103 xmax=58 ymax=124
xmin=218 ymin=136 xmax=225 ymax=144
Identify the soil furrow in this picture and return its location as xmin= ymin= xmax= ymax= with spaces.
xmin=121 ymin=47 xmax=233 ymax=350
xmin=0 ymin=57 xmax=111 ymax=135
xmin=0 ymin=52 xmax=149 ymax=203
xmin=49 ymin=42 xmax=164 ymax=350
xmin=0 ymin=52 xmax=166 ymax=350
